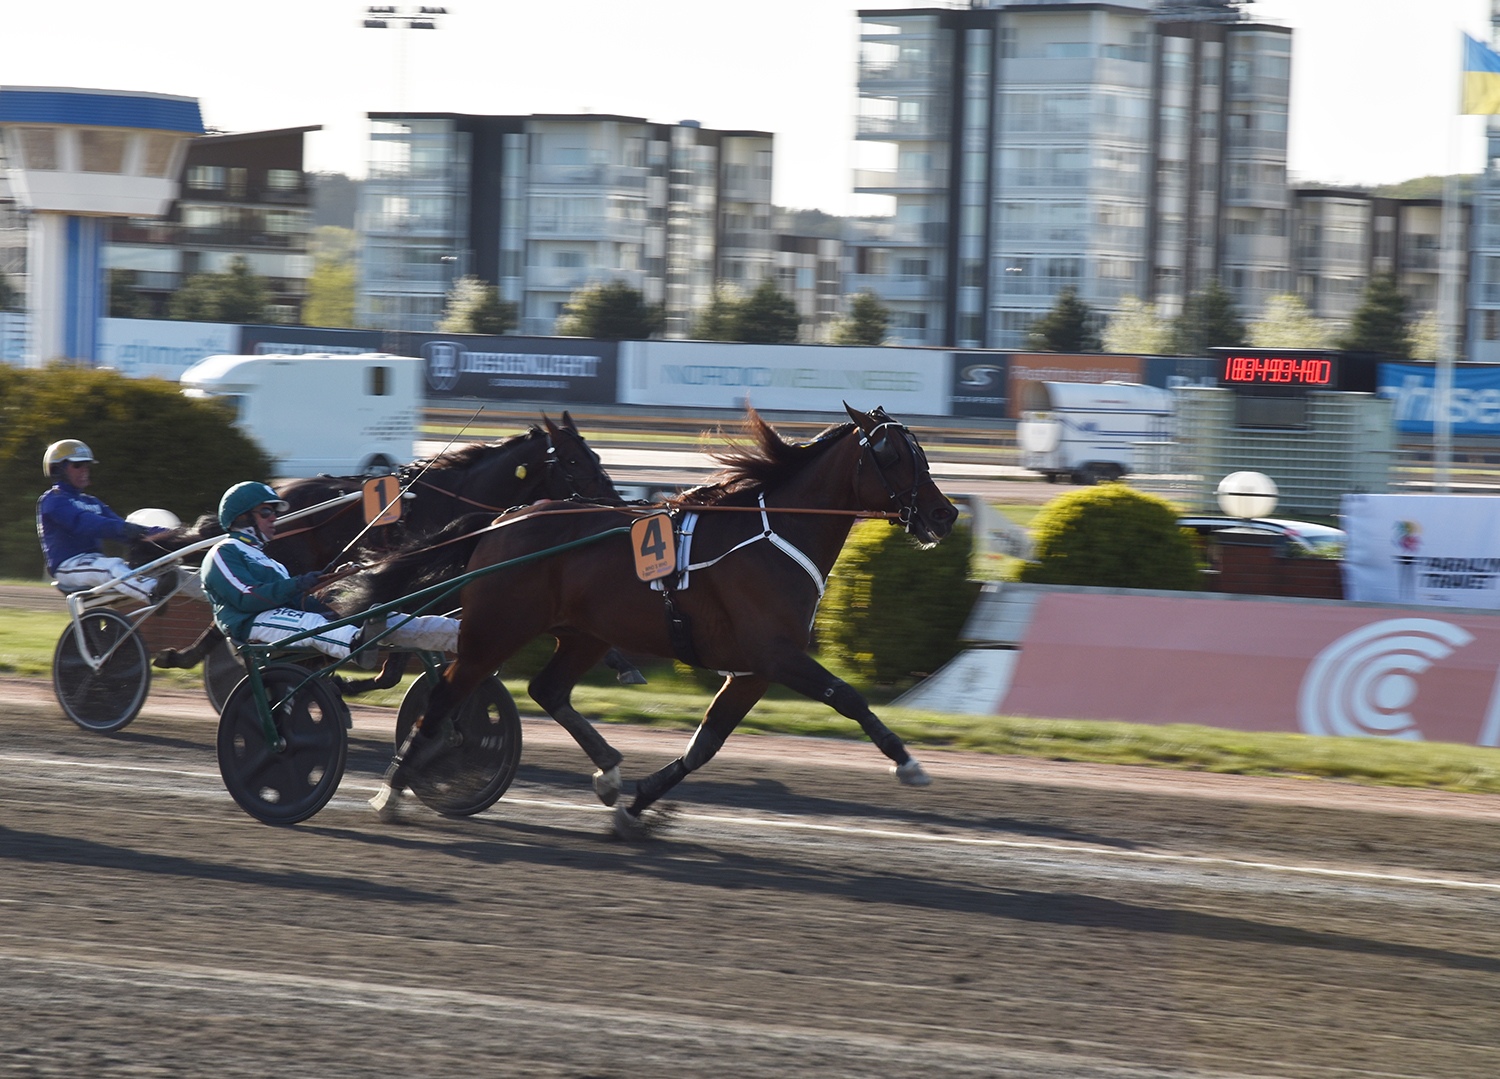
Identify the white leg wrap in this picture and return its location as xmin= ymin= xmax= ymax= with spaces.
xmin=385 ymin=613 xmax=461 ymax=653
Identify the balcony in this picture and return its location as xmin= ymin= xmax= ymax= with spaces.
xmin=526 ymin=266 xmax=646 ymax=291
xmin=846 ymin=273 xmax=938 ymax=301
xmin=856 ymin=115 xmax=948 ymax=141
xmin=528 ymin=215 xmax=646 ymax=241
xmin=177 ymin=228 xmax=304 ymax=249
xmin=858 ymin=60 xmax=939 ymax=84
xmin=853 ymin=168 xmax=949 ymax=193
xmin=529 ymin=164 xmax=649 ymax=189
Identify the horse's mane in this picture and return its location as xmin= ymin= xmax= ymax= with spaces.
xmin=673 ymin=412 xmax=854 ymax=507
xmin=421 ymin=426 xmax=543 ymax=471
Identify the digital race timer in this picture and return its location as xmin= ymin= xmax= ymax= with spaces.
xmin=1213 ymin=349 xmax=1340 ymax=391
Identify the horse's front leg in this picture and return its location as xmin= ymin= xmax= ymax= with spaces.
xmin=152 ymin=623 xmax=224 ymax=670
xmin=769 ymin=651 xmax=931 ymax=787
xmin=618 ymin=673 xmax=769 ymax=837
xmin=529 ymin=632 xmax=624 ymax=803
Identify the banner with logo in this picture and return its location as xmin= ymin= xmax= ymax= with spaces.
xmin=997 ymin=592 xmax=1500 ymax=746
xmin=949 ymin=352 xmax=1010 ymax=418
xmin=1341 ymin=493 xmax=1500 ymax=609
xmin=618 ymin=341 xmax=950 ymax=415
xmin=96 ymin=318 xmax=238 ymax=380
xmin=413 ymin=334 xmax=617 ymax=404
xmin=1377 ymin=362 xmax=1500 ymax=435
xmin=1003 ymin=353 xmax=1143 ymax=418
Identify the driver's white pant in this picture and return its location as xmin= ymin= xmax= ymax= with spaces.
xmin=54 ymin=553 xmax=156 ymax=604
xmin=245 ymin=609 xmax=459 ymax=661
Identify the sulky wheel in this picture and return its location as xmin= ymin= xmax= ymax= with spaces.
xmin=203 ymin=637 xmax=246 ymax=716
xmin=395 ymin=674 xmax=521 ymax=817
xmin=216 ymin=663 xmax=348 ymax=825
xmin=52 ymin=609 xmax=151 ymax=733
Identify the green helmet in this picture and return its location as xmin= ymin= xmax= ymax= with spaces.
xmin=218 ymin=481 xmax=290 ymax=531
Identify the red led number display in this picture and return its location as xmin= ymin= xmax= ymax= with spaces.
xmin=1221 ymin=354 xmax=1333 ymax=386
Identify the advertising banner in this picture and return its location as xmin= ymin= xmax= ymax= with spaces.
xmin=96 ymin=318 xmax=238 ymax=380
xmin=1341 ymin=493 xmax=1500 ymax=609
xmin=998 ymin=592 xmax=1500 ymax=746
xmin=239 ymin=324 xmax=383 ymax=356
xmin=1377 ymin=362 xmax=1500 ymax=435
xmin=949 ymin=352 xmax=1010 ymax=418
xmin=619 ymin=341 xmax=950 ymax=415
xmin=412 ymin=333 xmax=617 ymax=404
xmin=1003 ymin=353 xmax=1143 ymax=418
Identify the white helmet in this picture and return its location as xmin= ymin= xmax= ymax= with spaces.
xmin=44 ymin=439 xmax=96 ymax=478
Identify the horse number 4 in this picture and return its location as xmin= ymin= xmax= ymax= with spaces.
xmin=631 ymin=513 xmax=675 ymax=582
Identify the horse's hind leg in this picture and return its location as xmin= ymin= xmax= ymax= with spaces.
xmin=619 ymin=674 xmax=769 ymax=834
xmin=528 ymin=632 xmax=625 ymax=804
xmin=769 ymin=651 xmax=930 ymax=786
xmin=152 ymin=623 xmax=224 ymax=670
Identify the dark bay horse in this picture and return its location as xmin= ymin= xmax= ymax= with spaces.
xmin=138 ymin=412 xmax=641 ymax=688
xmin=356 ymin=404 xmax=958 ymax=835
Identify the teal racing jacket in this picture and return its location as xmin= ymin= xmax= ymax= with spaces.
xmin=200 ymin=530 xmax=332 ymax=641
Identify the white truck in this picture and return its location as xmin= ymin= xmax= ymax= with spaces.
xmin=1016 ymin=380 xmax=1174 ymax=484
xmin=179 ymin=353 xmax=421 ymax=477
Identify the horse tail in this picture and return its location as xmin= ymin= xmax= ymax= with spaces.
xmin=340 ymin=511 xmax=495 ymax=612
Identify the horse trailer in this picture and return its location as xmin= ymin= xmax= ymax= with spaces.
xmin=180 ymin=353 xmax=421 ymax=478
xmin=1016 ymin=380 xmax=1174 ymax=484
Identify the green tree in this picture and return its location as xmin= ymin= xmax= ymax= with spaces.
xmin=818 ymin=519 xmax=979 ymax=685
xmin=735 ymin=278 xmax=802 ymax=343
xmin=831 ymin=291 xmax=891 ymax=346
xmin=0 ymin=365 xmax=273 ymax=578
xmin=1248 ymin=292 xmax=1332 ymax=349
xmin=435 ymin=275 xmax=517 ymax=335
xmin=1102 ymin=295 xmax=1170 ymax=354
xmin=1171 ymin=277 xmax=1245 ymax=355
xmin=1028 ymin=287 xmax=1100 ymax=352
xmin=106 ymin=269 xmax=150 ymax=318
xmin=1339 ymin=273 xmax=1411 ymax=357
xmin=1409 ymin=309 xmax=1443 ymax=361
xmin=556 ymin=279 xmax=664 ymax=340
xmin=1019 ymin=485 xmax=1199 ymax=591
xmin=302 ymin=226 xmax=358 ymax=328
xmin=167 ymin=256 xmax=271 ymax=323
xmin=693 ymin=284 xmax=745 ymax=341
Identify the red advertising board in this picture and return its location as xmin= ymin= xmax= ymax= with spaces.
xmin=1004 ymin=353 xmax=1144 ymax=418
xmin=999 ymin=593 xmax=1500 ymax=746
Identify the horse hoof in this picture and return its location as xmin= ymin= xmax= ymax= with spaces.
xmin=612 ymin=802 xmax=678 ymax=840
xmin=892 ymin=759 xmax=932 ymax=787
xmin=613 ymin=805 xmax=648 ymax=840
xmin=369 ymin=783 xmax=403 ymax=823
xmin=616 ymin=667 xmax=648 ymax=686
xmin=592 ymin=765 xmax=621 ymax=806
xmin=151 ymin=649 xmax=185 ymax=670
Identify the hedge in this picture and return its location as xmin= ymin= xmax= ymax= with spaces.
xmin=1018 ymin=484 xmax=1200 ymax=590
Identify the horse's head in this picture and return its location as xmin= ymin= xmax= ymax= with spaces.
xmin=126 ymin=513 xmax=221 ymax=568
xmin=844 ymin=403 xmax=957 ymax=547
xmin=540 ymin=412 xmax=620 ymax=502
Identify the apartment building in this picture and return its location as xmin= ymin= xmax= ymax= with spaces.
xmin=105 ymin=126 xmax=319 ymax=321
xmin=851 ymin=0 xmax=1291 ymax=348
xmin=356 ymin=113 xmax=774 ymax=336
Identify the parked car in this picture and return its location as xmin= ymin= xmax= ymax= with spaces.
xmin=1177 ymin=516 xmax=1345 ymax=557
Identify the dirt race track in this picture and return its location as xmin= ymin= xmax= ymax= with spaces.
xmin=5 ymin=678 xmax=1500 ymax=1079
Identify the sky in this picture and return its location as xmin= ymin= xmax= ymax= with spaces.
xmin=4 ymin=0 xmax=1497 ymax=213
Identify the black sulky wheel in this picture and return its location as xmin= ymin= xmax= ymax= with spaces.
xmin=52 ymin=609 xmax=151 ymax=733
xmin=395 ymin=674 xmax=521 ymax=817
xmin=203 ymin=637 xmax=246 ymax=715
xmin=217 ymin=663 xmax=347 ymax=825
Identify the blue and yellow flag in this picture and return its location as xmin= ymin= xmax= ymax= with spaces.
xmin=1464 ymin=33 xmax=1500 ymax=114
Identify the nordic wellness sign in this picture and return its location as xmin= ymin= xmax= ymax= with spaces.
xmin=1378 ymin=362 xmax=1500 ymax=435
xmin=620 ymin=342 xmax=950 ymax=415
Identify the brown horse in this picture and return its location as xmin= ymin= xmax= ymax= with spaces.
xmin=356 ymin=404 xmax=958 ymax=836
xmin=138 ymin=412 xmax=642 ymax=690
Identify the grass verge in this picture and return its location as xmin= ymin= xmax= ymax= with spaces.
xmin=6 ymin=604 xmax=1500 ymax=795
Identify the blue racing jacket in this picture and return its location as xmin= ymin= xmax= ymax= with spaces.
xmin=201 ymin=530 xmax=332 ymax=641
xmin=36 ymin=482 xmax=136 ymax=574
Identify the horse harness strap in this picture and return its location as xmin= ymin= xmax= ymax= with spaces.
xmin=651 ymin=493 xmax=824 ymax=671
xmin=411 ymin=478 xmax=508 ymax=514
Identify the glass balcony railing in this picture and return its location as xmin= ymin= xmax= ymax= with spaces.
xmin=853 ymin=168 xmax=949 ymax=192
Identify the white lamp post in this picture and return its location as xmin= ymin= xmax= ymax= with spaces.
xmin=1216 ymin=471 xmax=1278 ymax=519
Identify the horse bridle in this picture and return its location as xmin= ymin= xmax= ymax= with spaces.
xmin=855 ymin=414 xmax=931 ymax=531
xmin=542 ymin=429 xmax=608 ymax=501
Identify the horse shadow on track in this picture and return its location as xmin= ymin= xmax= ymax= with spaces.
xmin=300 ymin=815 xmax=1500 ymax=975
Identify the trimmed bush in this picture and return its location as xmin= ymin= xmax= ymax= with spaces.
xmin=1018 ymin=484 xmax=1199 ymax=590
xmin=0 ymin=364 xmax=273 ymax=578
xmin=818 ymin=519 xmax=980 ymax=685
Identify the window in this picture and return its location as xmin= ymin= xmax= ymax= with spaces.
xmin=266 ymin=169 xmax=301 ymax=190
xmin=367 ymin=367 xmax=389 ymax=396
xmin=80 ymin=129 xmax=127 ymax=173
xmin=1485 ymin=310 xmax=1500 ymax=341
xmin=1045 ymin=42 xmax=1091 ymax=59
xmin=18 ymin=128 xmax=58 ymax=170
xmin=554 ymin=251 xmax=585 ymax=268
xmin=188 ymin=165 xmax=225 ymax=190
xmin=141 ymin=135 xmax=176 ymax=177
xmin=899 ymin=258 xmax=929 ymax=277
xmin=228 ymin=168 xmax=247 ymax=198
xmin=796 ymin=267 xmax=814 ymax=290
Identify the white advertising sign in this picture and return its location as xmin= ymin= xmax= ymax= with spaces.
xmin=96 ymin=318 xmax=239 ymax=380
xmin=1341 ymin=493 xmax=1500 ymax=609
xmin=619 ymin=341 xmax=951 ymax=416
